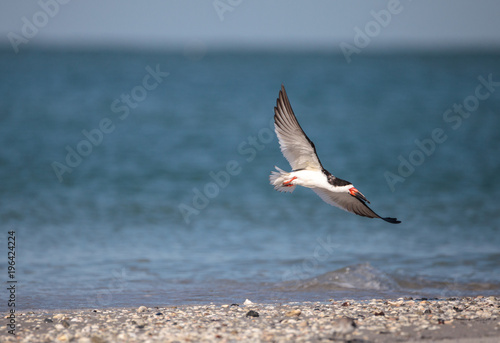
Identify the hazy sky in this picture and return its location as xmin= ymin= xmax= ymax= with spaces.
xmin=1 ymin=0 xmax=500 ymax=52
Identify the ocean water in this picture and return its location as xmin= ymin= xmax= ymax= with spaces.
xmin=1 ymin=48 xmax=499 ymax=310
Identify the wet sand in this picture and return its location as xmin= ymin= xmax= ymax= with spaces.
xmin=4 ymin=296 xmax=499 ymax=342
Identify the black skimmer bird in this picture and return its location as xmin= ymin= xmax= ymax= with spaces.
xmin=269 ymin=85 xmax=401 ymax=224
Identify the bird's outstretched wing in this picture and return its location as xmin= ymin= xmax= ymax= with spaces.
xmin=312 ymin=188 xmax=401 ymax=224
xmin=274 ymin=85 xmax=323 ymax=171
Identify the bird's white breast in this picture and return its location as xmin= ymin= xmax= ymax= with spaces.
xmin=291 ymin=169 xmax=352 ymax=193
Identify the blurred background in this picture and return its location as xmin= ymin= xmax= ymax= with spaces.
xmin=1 ymin=0 xmax=499 ymax=310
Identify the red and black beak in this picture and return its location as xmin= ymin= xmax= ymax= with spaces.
xmin=349 ymin=187 xmax=370 ymax=204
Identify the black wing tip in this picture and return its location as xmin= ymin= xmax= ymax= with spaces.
xmin=381 ymin=217 xmax=401 ymax=224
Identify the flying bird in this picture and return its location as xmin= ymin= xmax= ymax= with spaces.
xmin=269 ymin=85 xmax=401 ymax=224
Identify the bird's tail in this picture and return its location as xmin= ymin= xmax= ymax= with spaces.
xmin=269 ymin=166 xmax=296 ymax=193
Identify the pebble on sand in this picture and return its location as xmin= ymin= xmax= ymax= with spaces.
xmin=137 ymin=306 xmax=148 ymax=313
xmin=246 ymin=310 xmax=260 ymax=317
xmin=331 ymin=317 xmax=357 ymax=337
xmin=285 ymin=309 xmax=302 ymax=317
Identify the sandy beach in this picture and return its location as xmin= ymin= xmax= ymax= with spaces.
xmin=4 ymin=296 xmax=499 ymax=342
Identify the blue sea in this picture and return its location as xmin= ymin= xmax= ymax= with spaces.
xmin=1 ymin=48 xmax=499 ymax=310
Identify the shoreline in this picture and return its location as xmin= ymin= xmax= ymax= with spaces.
xmin=5 ymin=296 xmax=499 ymax=342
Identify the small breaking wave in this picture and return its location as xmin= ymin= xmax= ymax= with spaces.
xmin=277 ymin=263 xmax=399 ymax=292
xmin=274 ymin=263 xmax=500 ymax=300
